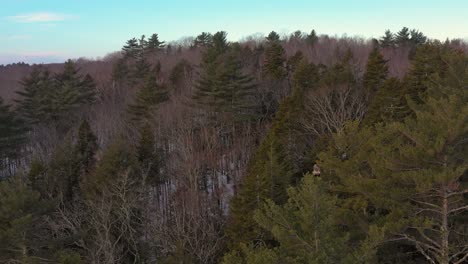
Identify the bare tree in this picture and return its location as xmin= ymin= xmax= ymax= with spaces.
xmin=301 ymin=84 xmax=367 ymax=136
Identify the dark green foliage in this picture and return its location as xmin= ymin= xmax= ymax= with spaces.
xmin=226 ymin=95 xmax=303 ymax=250
xmin=194 ymin=44 xmax=258 ymax=121
xmin=364 ymin=78 xmax=407 ymax=125
xmin=319 ymin=80 xmax=468 ymax=263
xmin=128 ymin=72 xmax=168 ymax=122
xmin=15 ymin=68 xmax=54 ymax=123
xmin=0 ymin=97 xmax=28 ymax=169
xmin=263 ymin=38 xmax=286 ymax=80
xmin=32 ymin=121 xmax=97 ymax=201
xmin=320 ymin=48 xmax=355 ymax=85
xmin=194 ymin=32 xmax=213 ymax=47
xmin=203 ymin=31 xmax=229 ymax=64
xmin=74 ymin=120 xmax=98 ymax=180
xmin=363 ymin=47 xmax=388 ymax=94
xmin=16 ymin=61 xmax=96 ymax=124
xmin=306 ymin=29 xmax=318 ymax=46
xmin=169 ymin=59 xmax=192 ymax=89
xmin=146 ymin=33 xmax=165 ymax=53
xmin=122 ymin=37 xmax=140 ymax=58
xmin=223 ymin=175 xmax=379 ymax=264
xmin=265 ymin=31 xmax=280 ymax=42
xmin=112 ymin=58 xmax=129 ymax=83
xmin=136 ymin=123 xmax=163 ymax=186
xmin=133 ymin=57 xmax=152 ymax=80
xmin=403 ymin=43 xmax=461 ymax=105
xmin=409 ymin=29 xmax=427 ymax=45
xmin=380 ymin=30 xmax=394 ymax=48
xmin=286 ymin=51 xmax=304 ymax=74
xmin=395 ymin=27 xmax=410 ymax=46
xmin=0 ymin=177 xmax=53 ymax=263
xmin=80 ymin=140 xmax=143 ymax=262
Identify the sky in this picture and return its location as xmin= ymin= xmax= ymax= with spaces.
xmin=1 ymin=0 xmax=467 ymax=65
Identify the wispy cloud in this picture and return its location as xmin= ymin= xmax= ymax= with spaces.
xmin=0 ymin=51 xmax=67 ymax=65
xmin=6 ymin=12 xmax=76 ymax=23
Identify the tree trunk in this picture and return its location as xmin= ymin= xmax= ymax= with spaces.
xmin=440 ymin=189 xmax=449 ymax=264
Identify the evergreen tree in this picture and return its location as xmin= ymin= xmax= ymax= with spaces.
xmin=193 ymin=50 xmax=257 ymax=120
xmin=263 ymin=33 xmax=286 ymax=80
xmin=226 ymin=94 xmax=304 ymax=250
xmin=265 ymin=31 xmax=280 ymax=42
xmin=202 ymin=31 xmax=229 ymax=64
xmin=286 ymin=51 xmax=304 ymax=74
xmin=16 ymin=61 xmax=96 ymax=124
xmin=122 ymin=37 xmax=140 ymax=58
xmin=132 ymin=57 xmax=152 ymax=81
xmin=0 ymin=97 xmax=28 ymax=170
xmin=306 ymin=29 xmax=318 ymax=46
xmin=169 ymin=59 xmax=192 ymax=89
xmin=146 ymin=33 xmax=165 ymax=53
xmin=363 ymin=77 xmax=407 ymax=125
xmin=409 ymin=29 xmax=427 ymax=46
xmin=0 ymin=177 xmax=53 ymax=263
xmin=395 ymin=27 xmax=410 ymax=46
xmin=194 ymin=32 xmax=213 ymax=47
xmin=380 ymin=30 xmax=395 ymax=48
xmin=128 ymin=72 xmax=168 ymax=122
xmin=363 ymin=47 xmax=388 ymax=94
xmin=112 ymin=58 xmax=129 ymax=84
xmin=318 ymin=84 xmax=468 ymax=263
xmin=80 ymin=140 xmax=143 ymax=263
xmin=224 ymin=175 xmax=380 ymax=264
xmin=136 ymin=123 xmax=162 ymax=186
xmin=15 ymin=68 xmax=54 ymax=124
xmin=73 ymin=120 xmax=98 ymax=186
xmin=138 ymin=34 xmax=148 ymax=54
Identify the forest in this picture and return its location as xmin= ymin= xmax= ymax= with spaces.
xmin=0 ymin=27 xmax=467 ymax=264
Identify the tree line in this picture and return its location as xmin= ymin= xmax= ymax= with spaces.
xmin=0 ymin=27 xmax=467 ymax=263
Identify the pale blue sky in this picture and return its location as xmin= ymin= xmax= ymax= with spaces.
xmin=1 ymin=0 xmax=467 ymax=64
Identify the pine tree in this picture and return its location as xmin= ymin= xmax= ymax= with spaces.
xmin=193 ymin=50 xmax=257 ymax=121
xmin=112 ymin=58 xmax=129 ymax=84
xmin=146 ymin=33 xmax=165 ymax=53
xmin=363 ymin=47 xmax=388 ymax=94
xmin=224 ymin=175 xmax=378 ymax=264
xmin=16 ymin=61 xmax=96 ymax=125
xmin=136 ymin=123 xmax=162 ymax=186
xmin=0 ymin=97 xmax=28 ymax=171
xmin=128 ymin=72 xmax=168 ymax=122
xmin=169 ymin=59 xmax=192 ymax=89
xmin=132 ymin=57 xmax=152 ymax=81
xmin=409 ymin=29 xmax=427 ymax=46
xmin=122 ymin=37 xmax=140 ymax=58
xmin=194 ymin=32 xmax=213 ymax=47
xmin=318 ymin=84 xmax=468 ymax=263
xmin=263 ymin=33 xmax=286 ymax=80
xmin=380 ymin=30 xmax=395 ymax=48
xmin=226 ymin=94 xmax=302 ymax=250
xmin=74 ymin=120 xmax=98 ymax=183
xmin=395 ymin=27 xmax=410 ymax=46
xmin=80 ymin=140 xmax=143 ymax=263
xmin=202 ymin=31 xmax=229 ymax=64
xmin=138 ymin=35 xmax=148 ymax=53
xmin=306 ymin=29 xmax=318 ymax=46
xmin=15 ymin=68 xmax=54 ymax=124
xmin=265 ymin=31 xmax=280 ymax=42
xmin=0 ymin=177 xmax=53 ymax=263
xmin=363 ymin=77 xmax=407 ymax=125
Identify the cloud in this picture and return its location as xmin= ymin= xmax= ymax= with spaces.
xmin=6 ymin=12 xmax=76 ymax=23
xmin=0 ymin=51 xmax=67 ymax=65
